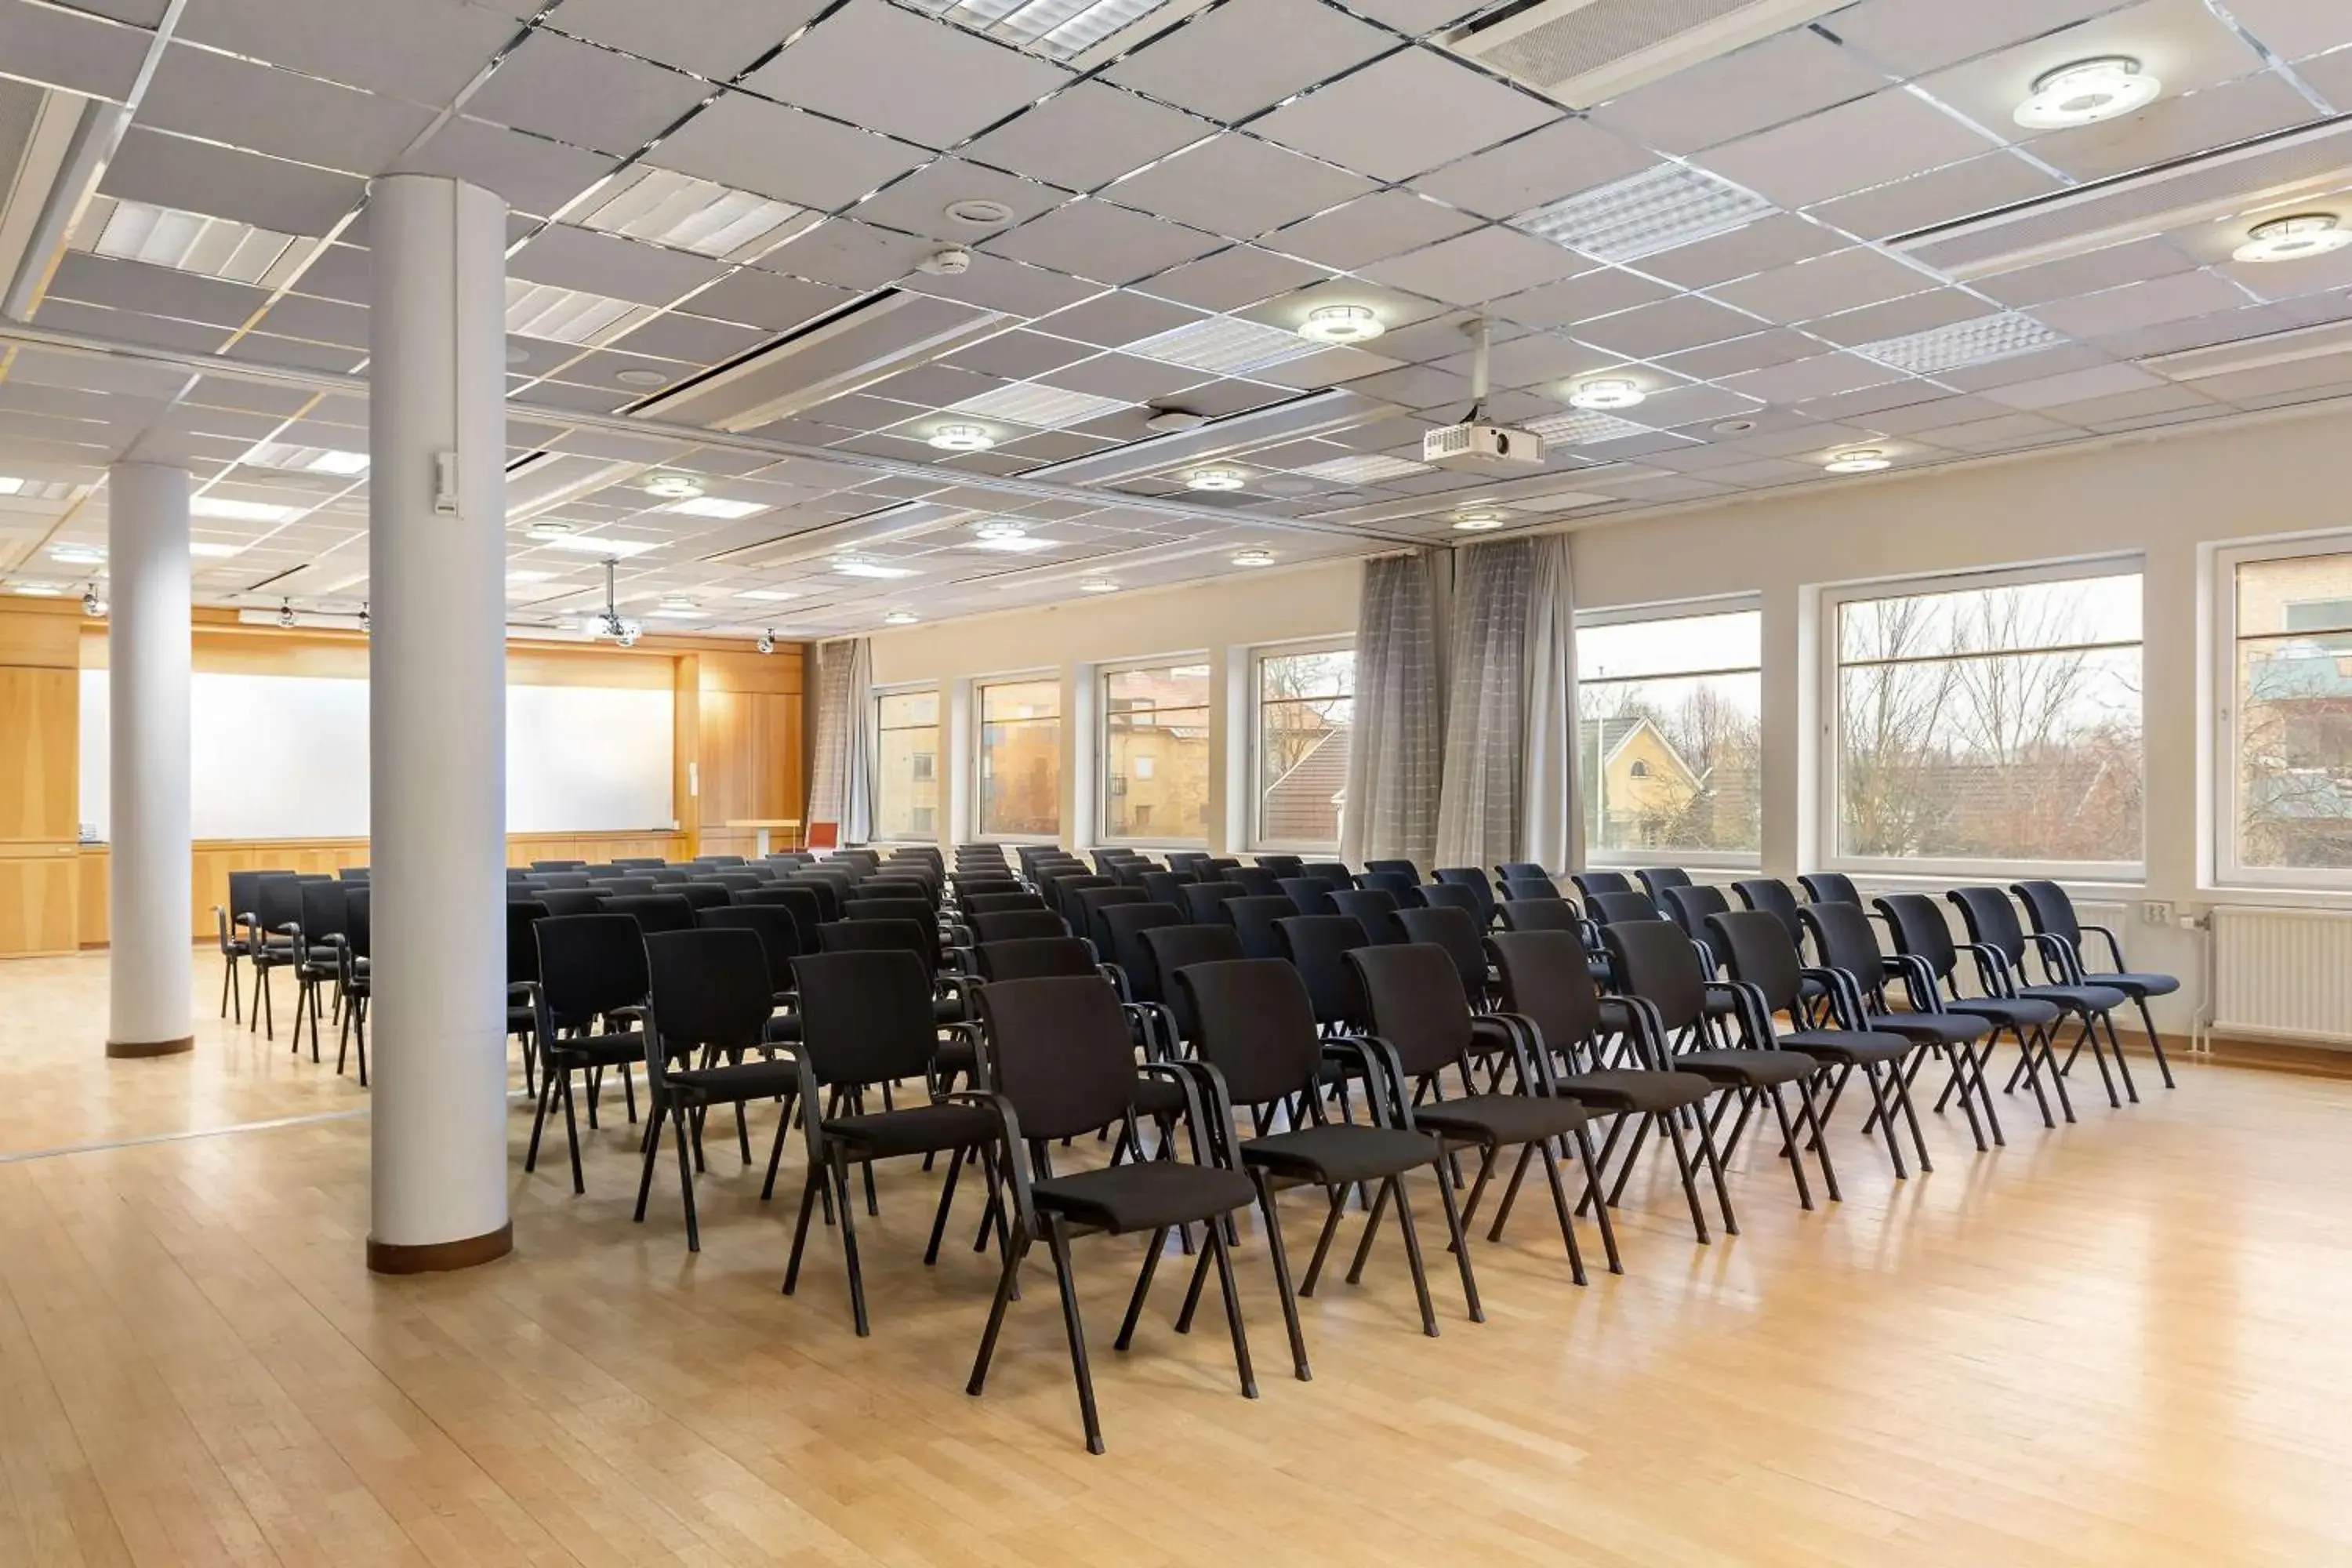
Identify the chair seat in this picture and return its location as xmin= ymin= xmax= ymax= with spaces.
xmin=1773 ymin=1029 xmax=1914 ymax=1066
xmin=824 ymin=1102 xmax=995 ymax=1160
xmin=1240 ymin=1123 xmax=1441 ymax=1185
xmin=506 ymin=1005 xmax=535 ymax=1034
xmin=1668 ymin=1047 xmax=1820 ymax=1087
xmin=2087 ymin=970 xmax=2178 ymax=999
xmin=2020 ymin=982 xmax=2129 ymax=1013
xmin=1860 ymin=1011 xmax=1985 ymax=1046
xmin=1552 ymin=1068 xmax=1716 ymax=1114
xmin=1032 ymin=1161 xmax=1257 ymax=1235
xmin=1944 ymin=995 xmax=2062 ymax=1029
xmin=1414 ymin=1091 xmax=1591 ymax=1148
xmin=669 ymin=1059 xmax=800 ymax=1102
xmin=543 ymin=1030 xmax=644 ymax=1069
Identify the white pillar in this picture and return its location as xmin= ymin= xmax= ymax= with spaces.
xmin=365 ymin=173 xmax=511 ymax=1274
xmin=106 ymin=462 xmax=193 ymax=1058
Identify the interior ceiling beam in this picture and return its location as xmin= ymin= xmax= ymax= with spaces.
xmin=0 ymin=319 xmax=1429 ymax=547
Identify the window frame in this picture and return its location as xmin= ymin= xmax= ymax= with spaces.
xmin=2213 ymin=533 xmax=2352 ymax=892
xmin=1095 ymin=653 xmax=1214 ymax=849
xmin=868 ymin=681 xmax=940 ymax=844
xmin=972 ymin=670 xmax=1064 ymax=844
xmin=1575 ymin=593 xmax=1764 ymax=872
xmin=1247 ymin=634 xmax=1356 ymax=855
xmin=1819 ymin=556 xmax=2147 ymax=883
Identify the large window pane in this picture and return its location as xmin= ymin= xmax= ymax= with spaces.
xmin=873 ymin=688 xmax=938 ymax=840
xmin=1103 ymin=662 xmax=1210 ymax=840
xmin=2237 ymin=553 xmax=2352 ymax=869
xmin=1835 ymin=571 xmax=2143 ymax=863
xmin=1577 ymin=610 xmax=1761 ymax=857
xmin=1255 ymin=648 xmax=1354 ymax=848
xmin=978 ymin=677 xmax=1059 ymax=837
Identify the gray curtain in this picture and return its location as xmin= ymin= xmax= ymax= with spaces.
xmin=1521 ymin=535 xmax=1576 ymax=873
xmin=1435 ymin=539 xmax=1532 ymax=869
xmin=809 ymin=637 xmax=873 ymax=843
xmin=1341 ymin=550 xmax=1446 ymax=870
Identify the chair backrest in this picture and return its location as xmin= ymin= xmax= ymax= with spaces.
xmin=1661 ymin=883 xmax=1730 ymax=936
xmin=787 ymin=877 xmax=844 ymax=922
xmin=1392 ymin=903 xmax=1489 ymax=1002
xmin=1253 ymin=854 xmax=1305 ymax=879
xmin=531 ymin=859 xmax=588 ymax=871
xmin=1099 ymin=903 xmax=1187 ymax=1001
xmin=339 ymin=866 xmax=370 ymax=884
xmin=1798 ymin=898 xmax=1887 ymax=984
xmin=298 ymin=877 xmax=349 ymax=938
xmin=1165 ymin=850 xmax=1213 ymax=875
xmin=601 ymin=894 xmax=698 ymax=935
xmin=842 ymin=897 xmax=938 ymax=957
xmin=975 ymin=935 xmax=1101 ymax=982
xmin=346 ymin=887 xmax=371 ymax=957
xmin=1732 ymin=878 xmax=1805 ymax=944
xmin=695 ymin=853 xmax=750 ymax=867
xmin=1178 ymin=958 xmax=1323 ymax=1107
xmin=1571 ymin=870 xmax=1631 ymax=898
xmin=1635 ymin=867 xmax=1691 ymax=899
xmin=1182 ymin=880 xmax=1246 ymax=924
xmin=1364 ymin=858 xmax=1418 ymax=881
xmin=1346 ymin=942 xmax=1475 ymax=1080
xmin=1225 ymin=895 xmax=1299 ymax=961
xmin=1301 ymin=860 xmax=1354 ymax=887
xmin=1588 ymin=888 xmax=1665 ymax=926
xmin=977 ymin=975 xmax=1142 ymax=1141
xmin=1946 ymin=886 xmax=2028 ymax=965
xmin=535 ymin=914 xmax=651 ymax=1029
xmin=1487 ymin=929 xmax=1602 ymax=1051
xmin=790 ymin=947 xmax=941 ymax=1091
xmin=1074 ymin=886 xmax=1149 ymax=952
xmin=1602 ymin=917 xmax=1706 ymax=1034
xmin=1706 ymin=909 xmax=1805 ymax=1014
xmin=675 ymin=883 xmax=735 ymax=910
xmin=1229 ymin=866 xmax=1283 ymax=898
xmin=1411 ymin=881 xmax=1486 ymax=923
xmin=1276 ymin=876 xmax=1338 ymax=915
xmin=612 ymin=857 xmax=666 ymax=869
xmin=1874 ymin=893 xmax=1959 ymax=981
xmin=1325 ymin=888 xmax=1403 ymax=944
xmin=644 ymin=866 xmax=691 ymax=884
xmin=226 ymin=869 xmax=274 ymax=923
xmin=1432 ymin=867 xmax=1496 ymax=924
xmin=1798 ymin=872 xmax=1862 ymax=906
xmin=694 ymin=904 xmax=801 ymax=993
xmin=815 ymin=917 xmax=936 ymax=978
xmin=2009 ymin=880 xmax=2082 ymax=947
xmin=971 ymin=908 xmax=1069 ymax=944
xmin=1137 ymin=923 xmax=1246 ymax=1040
xmin=601 ymin=876 xmax=658 ymax=896
xmin=735 ymin=885 xmax=825 ymax=951
xmin=255 ymin=873 xmax=305 ymax=929
xmin=506 ymin=900 xmax=546 ymax=985
xmin=1274 ymin=913 xmax=1370 ymax=1027
xmin=1356 ymin=869 xmax=1418 ymax=899
xmin=536 ymin=889 xmax=608 ymax=916
xmin=535 ymin=873 xmax=592 ymax=888
xmin=1051 ymin=874 xmax=1115 ymax=928
xmin=961 ymin=890 xmax=1044 ymax=914
xmin=1496 ymin=896 xmax=1583 ymax=935
xmin=1496 ymin=861 xmax=1547 ymax=883
xmin=1499 ymin=874 xmax=1562 ymax=902
xmin=1140 ymin=869 xmax=1196 ymax=906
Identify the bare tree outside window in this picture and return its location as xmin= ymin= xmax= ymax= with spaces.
xmin=1256 ymin=648 xmax=1353 ymax=848
xmin=1835 ymin=572 xmax=2142 ymax=864
xmin=978 ymin=678 xmax=1060 ymax=837
xmin=2234 ymin=553 xmax=2352 ymax=870
xmin=1576 ymin=609 xmax=1762 ymax=856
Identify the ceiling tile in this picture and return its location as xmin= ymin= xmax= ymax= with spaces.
xmin=684 ymin=268 xmax=858 ymax=331
xmin=609 ymin=311 xmax=771 ymax=366
xmin=2030 ymin=73 xmax=2320 ymax=183
xmin=1973 ymin=237 xmax=2202 ymax=307
xmin=1656 ymin=328 xmax=1819 ymax=380
xmin=250 ymin=292 xmax=369 ymax=349
xmin=1487 ymin=268 xmax=1675 ymax=331
xmin=1033 ymin=292 xmax=1203 ymax=348
xmin=1104 ymin=135 xmax=1374 ymax=240
xmin=1707 ymin=245 xmax=1936 ymax=325
xmin=757 ymin=217 xmax=938 ymax=289
xmin=1631 ymin=212 xmax=1843 ymax=289
xmin=900 ymin=252 xmax=1101 ymax=316
xmin=394 ymin=115 xmax=613 ymax=217
xmin=1572 ymin=294 xmax=1760 ymax=360
xmin=1808 ymin=287 xmax=1992 ymax=347
xmin=1431 ymin=331 xmax=1618 ymax=390
xmin=0 ymin=0 xmax=151 ymax=100
xmin=1720 ymin=350 xmax=1903 ymax=404
xmin=1036 ymin=352 xmax=1208 ymax=403
xmin=1826 ymin=0 xmax=2118 ymax=77
xmin=743 ymin=0 xmax=1070 ymax=151
xmin=1978 ymin=361 xmax=2165 ymax=410
xmin=466 ymin=30 xmax=713 ymax=157
xmin=2225 ymin=0 xmax=2352 ymax=60
xmin=1698 ymin=89 xmax=1998 ymax=210
xmin=942 ymin=328 xmax=1098 ymax=379
xmin=2027 ymin=268 xmax=2251 ymax=339
xmin=1102 ymin=0 xmax=1397 ymax=123
xmin=1143 ymin=245 xmax=1330 ymax=312
xmin=1629 ymin=383 xmax=1767 ymax=428
xmin=848 ymin=159 xmax=1066 ymax=243
xmin=139 ymin=43 xmax=441 ymax=176
xmin=1407 ymin=117 xmax=1655 ymax=220
xmin=541 ymin=0 xmax=826 ymax=79
xmin=511 ymin=223 xmax=731 ymax=305
xmin=982 ymin=199 xmax=1224 ymax=285
xmin=1590 ymin=29 xmax=1886 ymax=154
xmin=1253 ymin=49 xmax=1559 ymax=183
xmin=960 ymin=82 xmax=1210 ymax=193
xmin=104 ymin=127 xmax=365 ymax=235
xmin=45 ymin=252 xmax=268 ymax=328
xmin=647 ymin=91 xmax=928 ymax=211
xmin=1806 ymin=151 xmax=2061 ymax=241
xmin=1269 ymin=191 xmax=1482 ymax=270
xmin=1359 ymin=227 xmax=1581 ymax=307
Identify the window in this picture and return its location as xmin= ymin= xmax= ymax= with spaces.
xmin=978 ymin=677 xmax=1060 ymax=837
xmin=1577 ymin=605 xmax=1762 ymax=862
xmin=1830 ymin=564 xmax=2143 ymax=869
xmin=1253 ymin=644 xmax=1354 ymax=849
xmin=1102 ymin=661 xmax=1210 ymax=842
xmin=873 ymin=688 xmax=938 ymax=840
xmin=2223 ymin=544 xmax=2352 ymax=884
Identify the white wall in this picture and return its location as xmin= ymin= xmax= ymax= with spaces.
xmin=1568 ymin=401 xmax=2352 ymax=1031
xmin=869 ymin=559 xmax=1361 ymax=854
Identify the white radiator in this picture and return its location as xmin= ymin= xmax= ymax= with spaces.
xmin=2210 ymin=906 xmax=2352 ymax=1044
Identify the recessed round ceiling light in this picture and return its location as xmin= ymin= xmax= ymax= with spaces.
xmin=1079 ymin=576 xmax=1121 ymax=593
xmin=1297 ymin=304 xmax=1384 ymax=345
xmin=1187 ymin=466 xmax=1246 ymax=492
xmin=945 ymin=198 xmax=1014 ymax=227
xmin=1567 ymin=377 xmax=1644 ymax=411
xmin=1824 ymin=448 xmax=1892 ymax=474
xmin=883 ymin=609 xmax=919 ymax=626
xmin=973 ymin=519 xmax=1028 ymax=541
xmin=2013 ymin=56 xmax=2161 ymax=130
xmin=928 ymin=423 xmax=995 ymax=452
xmin=506 ymin=344 xmax=532 ymax=366
xmin=615 ymin=368 xmax=669 ymax=387
xmin=2233 ymin=213 xmax=2352 ymax=263
xmin=1452 ymin=510 xmax=1505 ymax=532
xmin=642 ymin=473 xmax=704 ymax=500
xmin=527 ymin=521 xmax=574 ymax=539
xmin=1712 ymin=418 xmax=1759 ymax=435
xmin=1231 ymin=548 xmax=1276 ymax=568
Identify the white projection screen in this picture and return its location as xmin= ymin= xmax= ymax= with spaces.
xmin=78 ymin=671 xmax=673 ymax=840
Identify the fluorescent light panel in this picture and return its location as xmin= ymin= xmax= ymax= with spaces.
xmin=244 ymin=441 xmax=368 ymax=476
xmin=919 ymin=0 xmax=1174 ymax=57
xmin=1294 ymin=453 xmax=1432 ymax=482
xmin=0 ymin=476 xmax=79 ymax=501
xmin=90 ymin=198 xmax=310 ymax=285
xmin=539 ymin=534 xmax=660 ymax=557
xmin=1515 ymin=163 xmax=1773 ymax=263
xmin=967 ymin=534 xmax=1056 ymax=554
xmin=834 ymin=559 xmax=919 ymax=579
xmin=191 ymin=496 xmax=297 ymax=522
xmin=580 ymin=168 xmax=810 ymax=259
xmin=1852 ymin=313 xmax=2065 ymax=376
xmin=188 ymin=541 xmax=247 ymax=558
xmin=1525 ymin=409 xmax=1650 ymax=444
xmin=1124 ymin=315 xmax=1321 ymax=376
xmin=504 ymin=280 xmax=650 ymax=347
xmin=664 ymin=496 xmax=768 ymax=519
xmin=736 ymin=588 xmax=799 ymax=601
xmin=949 ymin=381 xmax=1131 ymax=430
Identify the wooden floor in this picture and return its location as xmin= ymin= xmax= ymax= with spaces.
xmin=5 ymin=953 xmax=2352 ymax=1566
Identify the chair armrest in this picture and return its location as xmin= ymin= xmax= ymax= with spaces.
xmin=2025 ymin=931 xmax=2082 ymax=983
xmin=506 ymin=980 xmax=536 ymax=1003
xmin=1148 ymin=1058 xmax=1234 ymax=1167
xmin=2080 ymin=923 xmax=2130 ymax=972
xmin=1481 ymin=1008 xmax=1558 ymax=1095
xmin=608 ymin=1004 xmax=650 ymax=1024
xmin=1341 ymin=1033 xmax=1414 ymax=1131
xmin=1319 ymin=1037 xmax=1394 ymax=1125
xmin=942 ymin=1090 xmax=1031 ymax=1229
xmin=1955 ymin=942 xmax=2016 ymax=998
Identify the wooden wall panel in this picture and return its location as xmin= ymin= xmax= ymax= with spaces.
xmin=0 ymin=666 xmax=78 ymax=841
xmin=0 ymin=846 xmax=78 ymax=956
xmin=696 ymin=646 xmax=806 ymax=856
xmin=0 ymin=604 xmax=83 ymax=956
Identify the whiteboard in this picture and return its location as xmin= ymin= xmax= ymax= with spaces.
xmin=79 ymin=671 xmax=674 ymax=841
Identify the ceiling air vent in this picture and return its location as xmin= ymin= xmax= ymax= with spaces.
xmin=1443 ymin=0 xmax=1849 ymax=109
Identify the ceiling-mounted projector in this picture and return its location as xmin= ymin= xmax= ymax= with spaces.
xmin=1423 ymin=419 xmax=1543 ymax=468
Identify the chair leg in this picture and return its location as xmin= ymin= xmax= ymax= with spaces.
xmin=923 ymin=1144 xmax=967 ymax=1265
xmin=1203 ymin=1219 xmax=1257 ymax=1399
xmin=2134 ymin=995 xmax=2176 ymax=1088
xmin=829 ymin=1146 xmax=868 ymax=1334
xmin=1570 ymin=1123 xmax=1622 ymax=1276
xmin=967 ymin=1228 xmax=1032 ymax=1399
xmin=1429 ymin=1159 xmax=1483 ymax=1323
xmin=760 ymin=1099 xmax=793 ymax=1201
xmin=524 ymin=1064 xmax=556 ymax=1172
xmin=1113 ymin=1225 xmax=1167 ymax=1352
xmin=1043 ymin=1215 xmax=1104 ymax=1454
xmin=1483 ymin=1142 xmax=1536 ymax=1242
xmin=1889 ymin=1057 xmax=1934 ymax=1174
xmin=632 ymin=1098 xmax=664 ymax=1222
xmin=675 ymin=1104 xmax=702 ymax=1252
xmin=1657 ymin=1112 xmax=1712 ymax=1243
xmin=1250 ymin=1171 xmax=1312 ymax=1382
xmin=1860 ymin=1064 xmax=1908 ymax=1179
xmin=782 ymin=1163 xmax=821 ymax=1294
xmin=354 ymin=1005 xmax=367 ymax=1087
xmin=1344 ymin=1177 xmax=1393 ymax=1287
xmin=1792 ymin=1078 xmax=1840 ymax=1203
xmin=1387 ymin=1174 xmax=1441 ymax=1338
xmin=1534 ymin=1141 xmax=1588 ymax=1287
xmin=561 ymin=1073 xmax=586 ymax=1196
xmin=1299 ymin=1185 xmax=1348 ymax=1297
xmin=2100 ymin=1010 xmax=2140 ymax=1104
xmin=218 ymin=959 xmax=234 ymax=1020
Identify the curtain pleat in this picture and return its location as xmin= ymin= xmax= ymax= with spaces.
xmin=1341 ymin=551 xmax=1446 ymax=869
xmin=1520 ymin=535 xmax=1576 ymax=873
xmin=808 ymin=638 xmax=873 ymax=842
xmin=1435 ymin=540 xmax=1532 ymax=869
